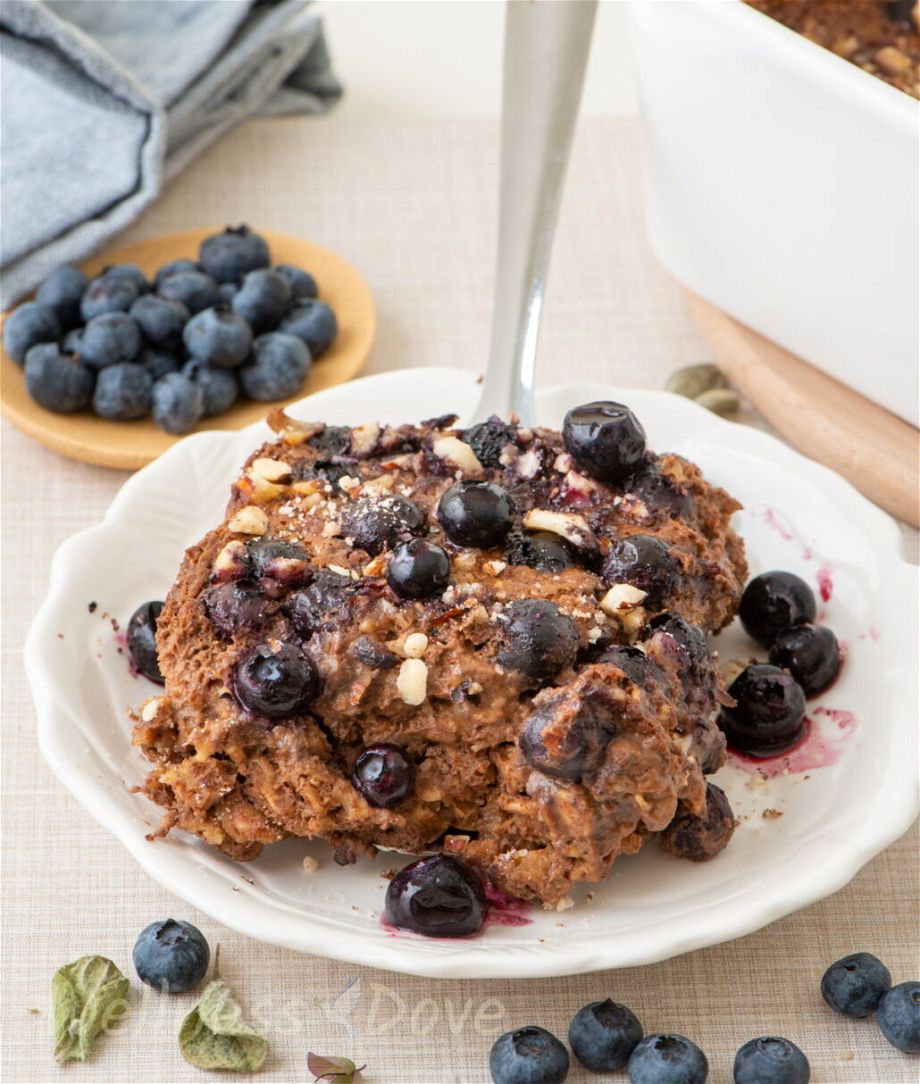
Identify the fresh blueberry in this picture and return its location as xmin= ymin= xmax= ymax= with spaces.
xmin=352 ymin=743 xmax=416 ymax=807
xmin=80 ymin=274 xmax=139 ymax=321
xmin=202 ymin=583 xmax=268 ymax=637
xmin=769 ymin=624 xmax=840 ymax=696
xmin=340 ymin=495 xmax=426 ymax=555
xmin=628 ymin=1034 xmax=708 ymax=1084
xmin=238 ymin=332 xmax=309 ymax=400
xmin=127 ymin=600 xmax=164 ymax=683
xmin=233 ymin=642 xmax=320 ymax=719
xmin=603 ymin=534 xmax=679 ymax=608
xmin=151 ymin=372 xmax=205 ymax=434
xmin=597 ymin=645 xmax=656 ymax=686
xmin=563 ymin=401 xmax=647 ymax=484
xmin=720 ymin=664 xmax=806 ymax=757
xmin=505 ymin=530 xmax=574 ymax=573
xmin=385 ymin=854 xmax=485 ymax=937
xmin=139 ymin=347 xmax=181 ymax=382
xmin=660 ymin=783 xmax=735 ymax=861
xmin=520 ymin=683 xmax=617 ymax=780
xmin=24 ymin=344 xmax=94 ymax=412
xmin=387 ymin=539 xmax=451 ymax=599
xmin=232 ymin=268 xmax=291 ymax=330
xmin=153 ymin=258 xmax=200 ymax=290
xmin=497 ymin=598 xmax=579 ymax=682
xmin=182 ymin=304 xmax=252 ymax=367
xmin=248 ymin=538 xmax=311 ymax=597
xmin=284 ymin=571 xmax=356 ymax=638
xmin=62 ymin=327 xmax=84 ymax=355
xmin=102 ymin=262 xmax=148 ymax=294
xmin=462 ymin=418 xmax=517 ymax=468
xmin=182 ymin=360 xmax=238 ymax=417
xmin=645 ymin=613 xmax=710 ymax=671
xmin=198 ymin=225 xmax=270 ymax=283
xmin=79 ymin=312 xmax=142 ymax=370
xmin=92 ymin=362 xmax=153 ymax=420
xmin=157 ymin=269 xmax=220 ymax=314
xmin=217 ymin=281 xmax=238 ymax=303
xmin=129 ymin=294 xmax=189 ymax=348
xmin=133 ymin=918 xmax=209 ymax=994
xmin=733 ymin=1037 xmax=810 ymax=1084
xmin=821 ymin=953 xmax=892 ymax=1018
xmin=3 ymin=302 xmax=60 ymax=363
xmin=569 ymin=999 xmax=643 ymax=1071
xmin=35 ymin=265 xmax=88 ymax=329
xmin=877 ymin=981 xmax=920 ymax=1054
xmin=279 ymin=299 xmax=337 ymax=357
xmin=739 ymin=571 xmax=817 ymax=646
xmin=438 ymin=480 xmax=513 ymax=549
xmin=272 ymin=263 xmax=318 ymax=300
xmin=490 ymin=1026 xmax=570 ymax=1084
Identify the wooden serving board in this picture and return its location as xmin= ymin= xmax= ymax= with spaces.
xmin=0 ymin=229 xmax=376 ymax=471
xmin=686 ymin=290 xmax=920 ymax=528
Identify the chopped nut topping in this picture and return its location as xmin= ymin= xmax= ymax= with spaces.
xmin=403 ymin=632 xmax=429 ymax=658
xmin=484 ymin=559 xmax=507 ymax=576
xmin=396 ymin=658 xmax=427 ymax=705
xmin=361 ymin=474 xmax=395 ymax=495
xmin=350 ymin=421 xmax=380 ymax=458
xmin=141 ymin=698 xmax=161 ymax=722
xmin=599 ymin=583 xmax=648 ymax=615
xmin=227 ymin=506 xmax=269 ymax=535
xmin=432 ymin=434 xmax=483 ymax=474
xmin=363 ymin=554 xmax=387 ymax=577
xmin=338 ymin=475 xmax=361 ymax=493
xmin=251 ymin=457 xmax=292 ymax=483
xmin=266 ymin=409 xmax=324 ymax=444
xmin=876 ymin=44 xmax=911 ymax=75
xmin=238 ymin=471 xmax=286 ymax=505
xmin=523 ymin=508 xmax=597 ymax=552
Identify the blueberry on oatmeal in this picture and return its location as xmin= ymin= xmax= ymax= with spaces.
xmin=233 ymin=643 xmax=320 ymax=719
xmin=438 ymin=480 xmax=514 ymax=549
xmin=563 ymin=401 xmax=647 ymax=483
xmin=387 ymin=539 xmax=451 ymax=599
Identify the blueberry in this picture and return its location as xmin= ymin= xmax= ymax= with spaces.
xmin=490 ymin=1026 xmax=570 ymax=1084
xmin=248 ymin=538 xmax=311 ymax=597
xmin=886 ymin=0 xmax=915 ymax=22
xmin=284 ymin=570 xmax=356 ymax=638
xmin=720 ymin=664 xmax=806 ymax=757
xmin=603 ymin=534 xmax=679 ymax=608
xmin=462 ymin=418 xmax=517 ymax=468
xmin=35 ymin=265 xmax=88 ymax=328
xmin=79 ymin=312 xmax=142 ymax=370
xmin=157 ymin=269 xmax=219 ymax=315
xmin=103 ymin=262 xmax=148 ymax=294
xmin=310 ymin=425 xmax=351 ymax=456
xmin=387 ymin=539 xmax=451 ymax=599
xmin=199 ymin=225 xmax=270 ymax=284
xmin=877 ymin=981 xmax=920 ymax=1054
xmin=505 ymin=530 xmax=574 ymax=573
xmin=385 ymin=854 xmax=485 ymax=937
xmin=352 ymin=743 xmax=416 ymax=807
xmin=238 ymin=332 xmax=309 ymax=400
xmin=821 ymin=952 xmax=892 ymax=1018
xmin=569 ymin=999 xmax=643 ymax=1071
xmin=129 ymin=294 xmax=189 ymax=348
xmin=769 ymin=624 xmax=840 ymax=697
xmin=127 ymin=600 xmax=164 ymax=683
xmin=233 ymin=642 xmax=320 ymax=719
xmin=438 ymin=480 xmax=513 ymax=549
xmin=151 ymin=372 xmax=205 ymax=434
xmin=739 ymin=571 xmax=817 ymax=647
xmin=133 ymin=918 xmax=209 ymax=994
xmin=93 ymin=362 xmax=154 ymax=420
xmin=660 ymin=782 xmax=735 ymax=861
xmin=299 ymin=457 xmax=356 ymax=489
xmin=628 ymin=1034 xmax=708 ymax=1084
xmin=733 ymin=1037 xmax=810 ymax=1084
xmin=182 ymin=304 xmax=252 ymax=367
xmin=272 ymin=263 xmax=318 ymax=300
xmin=520 ymin=683 xmax=617 ymax=780
xmin=279 ymin=299 xmax=337 ymax=357
xmin=340 ymin=495 xmax=426 ymax=555
xmin=3 ymin=302 xmax=60 ymax=363
xmin=645 ymin=613 xmax=710 ymax=671
xmin=217 ymin=281 xmax=238 ymax=303
xmin=497 ymin=598 xmax=579 ymax=682
xmin=23 ymin=345 xmax=94 ymax=412
xmin=563 ymin=401 xmax=647 ymax=484
xmin=597 ymin=645 xmax=655 ymax=686
xmin=202 ymin=583 xmax=268 ymax=637
xmin=139 ymin=347 xmax=181 ymax=382
xmin=153 ymin=258 xmax=200 ymax=290
xmin=352 ymin=636 xmax=399 ymax=670
xmin=62 ymin=327 xmax=85 ymax=355
xmin=182 ymin=360 xmax=238 ymax=416
xmin=232 ymin=268 xmax=291 ymax=330
xmin=80 ymin=274 xmax=139 ymax=321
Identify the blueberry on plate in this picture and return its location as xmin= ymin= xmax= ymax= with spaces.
xmin=153 ymin=258 xmax=200 ymax=291
xmin=127 ymin=600 xmax=165 ymax=684
xmin=490 ymin=1026 xmax=570 ymax=1084
xmin=129 ymin=294 xmax=189 ymax=349
xmin=133 ymin=918 xmax=209 ymax=993
xmin=80 ymin=274 xmax=139 ymax=321
xmin=769 ymin=623 xmax=840 ymax=696
xmin=157 ymin=269 xmax=219 ymax=315
xmin=279 ymin=298 xmax=338 ymax=357
xmin=238 ymin=332 xmax=310 ymax=401
xmin=202 ymin=582 xmax=267 ymax=637
xmin=877 ymin=981 xmax=920 ymax=1054
xmin=569 ymin=999 xmax=643 ymax=1071
xmin=182 ymin=304 xmax=252 ymax=367
xmin=463 ymin=417 xmax=517 ymax=468
xmin=603 ymin=534 xmax=679 ymax=608
xmin=385 ymin=854 xmax=485 ymax=937
xmin=660 ymin=782 xmax=735 ymax=862
xmin=151 ymin=372 xmax=205 ymax=434
xmin=733 ymin=1037 xmax=809 ymax=1084
xmin=628 ymin=1033 xmax=708 ymax=1084
xmin=233 ymin=642 xmax=320 ymax=719
xmin=386 ymin=538 xmax=451 ymax=599
xmin=198 ymin=225 xmax=270 ymax=283
xmin=93 ymin=362 xmax=154 ymax=420
xmin=3 ymin=302 xmax=60 ymax=363
xmin=232 ymin=268 xmax=292 ymax=330
xmin=102 ymin=262 xmax=148 ymax=294
xmin=351 ymin=743 xmax=416 ymax=808
xmin=563 ymin=401 xmax=647 ymax=484
xmin=437 ymin=480 xmax=514 ymax=549
xmin=720 ymin=663 xmax=806 ymax=757
xmin=739 ymin=571 xmax=816 ymax=647
xmin=35 ymin=265 xmax=89 ymax=329
xmin=497 ymin=598 xmax=579 ymax=683
xmin=24 ymin=344 xmax=94 ymax=412
xmin=821 ymin=952 xmax=892 ymax=1017
xmin=597 ymin=644 xmax=656 ymax=686
xmin=79 ymin=311 xmax=143 ymax=370
xmin=139 ymin=347 xmax=181 ymax=382
xmin=340 ymin=495 xmax=426 ymax=555
xmin=505 ymin=529 xmax=574 ymax=573
xmin=181 ymin=360 xmax=238 ymax=417
xmin=272 ymin=263 xmax=318 ymax=300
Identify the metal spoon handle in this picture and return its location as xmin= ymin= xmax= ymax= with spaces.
xmin=473 ymin=0 xmax=597 ymax=426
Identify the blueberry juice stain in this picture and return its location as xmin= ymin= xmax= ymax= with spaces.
xmin=727 ymin=707 xmax=858 ymax=780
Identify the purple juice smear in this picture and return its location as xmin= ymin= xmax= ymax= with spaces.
xmin=727 ymin=707 xmax=858 ymax=779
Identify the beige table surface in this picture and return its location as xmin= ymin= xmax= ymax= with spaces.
xmin=2 ymin=116 xmax=917 ymax=1084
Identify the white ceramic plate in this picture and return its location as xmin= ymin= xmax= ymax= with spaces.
xmin=28 ymin=367 xmax=919 ymax=979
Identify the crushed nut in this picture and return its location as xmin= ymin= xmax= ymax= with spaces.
xmin=251 ymin=457 xmax=292 ymax=483
xmin=599 ymin=583 xmax=648 ymax=615
xmin=363 ymin=554 xmax=387 ymax=577
xmin=522 ymin=508 xmax=597 ymax=551
xmin=140 ymin=698 xmax=162 ymax=722
xmin=227 ymin=506 xmax=268 ymax=536
xmin=396 ymin=658 xmax=428 ymax=705
xmin=238 ymin=471 xmax=286 ymax=504
xmin=484 ymin=559 xmax=507 ymax=576
xmin=403 ymin=632 xmax=429 ymax=658
xmin=339 ymin=475 xmax=361 ymax=493
xmin=544 ymin=896 xmax=575 ymax=912
xmin=302 ymin=855 xmax=320 ymax=873
xmin=432 ymin=434 xmax=483 ymax=474
xmin=876 ymin=45 xmax=911 ymax=75
xmin=350 ymin=421 xmax=380 ymax=458
xmin=361 ymin=474 xmax=395 ymax=495
xmin=266 ymin=409 xmax=324 ymax=444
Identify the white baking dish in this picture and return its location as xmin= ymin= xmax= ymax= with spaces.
xmin=631 ymin=0 xmax=919 ymax=426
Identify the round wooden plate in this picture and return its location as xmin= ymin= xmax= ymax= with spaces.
xmin=0 ymin=228 xmax=376 ymax=470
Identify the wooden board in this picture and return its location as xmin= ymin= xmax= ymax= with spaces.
xmin=0 ymin=228 xmax=376 ymax=471
xmin=686 ymin=290 xmax=920 ymax=528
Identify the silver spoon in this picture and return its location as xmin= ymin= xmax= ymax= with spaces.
xmin=472 ymin=0 xmax=598 ymax=427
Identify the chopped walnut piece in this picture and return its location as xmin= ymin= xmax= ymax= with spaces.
xmin=227 ymin=506 xmax=268 ymax=535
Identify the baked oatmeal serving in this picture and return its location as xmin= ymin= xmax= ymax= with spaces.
xmin=133 ymin=402 xmax=746 ymax=912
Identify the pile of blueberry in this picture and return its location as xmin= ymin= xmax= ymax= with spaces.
xmin=720 ymin=570 xmax=841 ymax=756
xmin=3 ymin=226 xmax=337 ymax=433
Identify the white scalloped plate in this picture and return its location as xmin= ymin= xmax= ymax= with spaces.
xmin=27 ymin=367 xmax=918 ymax=978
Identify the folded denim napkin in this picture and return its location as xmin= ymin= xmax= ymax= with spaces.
xmin=0 ymin=0 xmax=341 ymax=306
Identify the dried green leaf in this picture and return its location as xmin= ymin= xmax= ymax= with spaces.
xmin=665 ymin=363 xmax=728 ymax=400
xmin=179 ymin=979 xmax=268 ymax=1072
xmin=308 ymin=1051 xmax=365 ymax=1083
xmin=694 ymin=387 xmax=740 ymax=416
xmin=52 ymin=955 xmax=129 ymax=1063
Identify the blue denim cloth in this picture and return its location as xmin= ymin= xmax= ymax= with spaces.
xmin=0 ymin=0 xmax=341 ymax=305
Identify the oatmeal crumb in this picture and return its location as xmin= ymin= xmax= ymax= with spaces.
xmin=762 ymin=808 xmax=784 ymax=820
xmin=302 ymin=856 xmax=319 ymax=873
